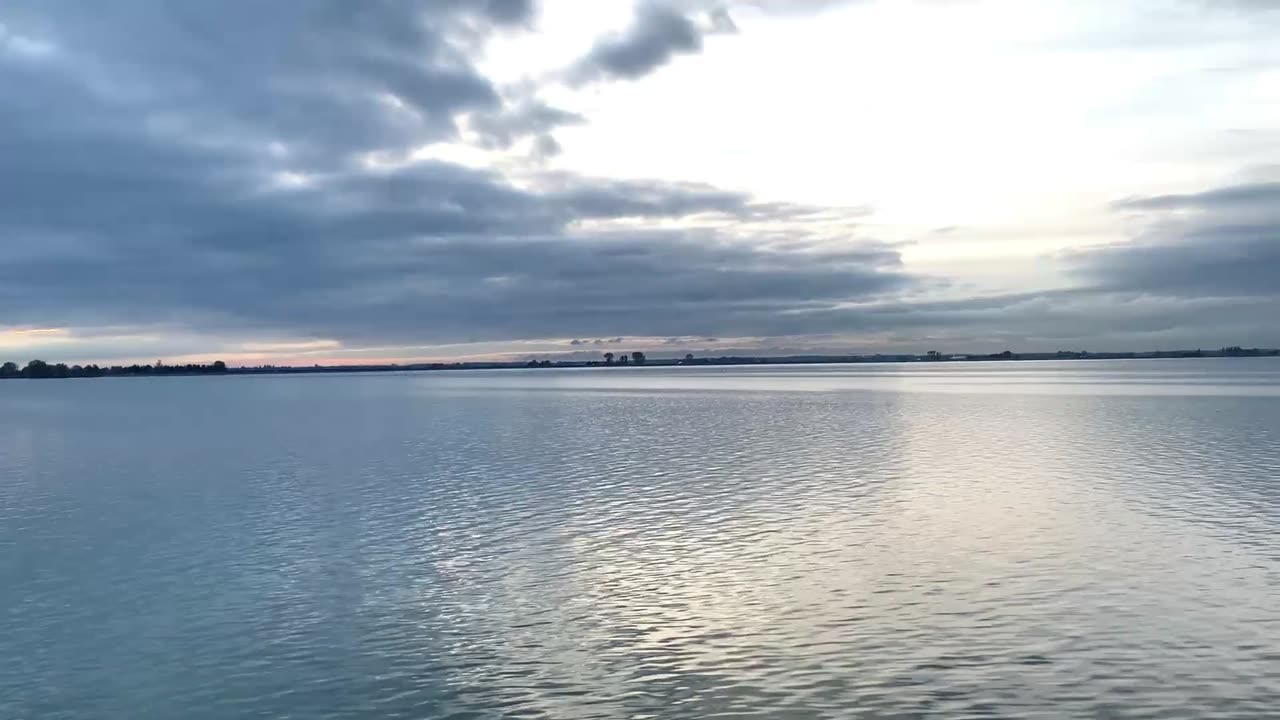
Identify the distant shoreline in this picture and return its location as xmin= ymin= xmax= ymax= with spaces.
xmin=2 ymin=348 xmax=1277 ymax=380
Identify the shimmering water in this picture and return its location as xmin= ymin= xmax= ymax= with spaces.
xmin=2 ymin=359 xmax=1278 ymax=719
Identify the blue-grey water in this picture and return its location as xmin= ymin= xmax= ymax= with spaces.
xmin=2 ymin=359 xmax=1278 ymax=719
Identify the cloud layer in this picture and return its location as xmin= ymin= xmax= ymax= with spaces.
xmin=0 ymin=1 xmax=910 ymax=358
xmin=1077 ymin=181 xmax=1280 ymax=300
xmin=1 ymin=0 xmax=1278 ymax=361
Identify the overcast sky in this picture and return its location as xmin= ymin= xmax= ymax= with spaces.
xmin=2 ymin=0 xmax=1278 ymax=364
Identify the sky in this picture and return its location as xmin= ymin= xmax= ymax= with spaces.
xmin=1 ymin=0 xmax=1278 ymax=365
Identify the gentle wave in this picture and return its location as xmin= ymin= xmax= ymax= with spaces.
xmin=2 ymin=359 xmax=1278 ymax=718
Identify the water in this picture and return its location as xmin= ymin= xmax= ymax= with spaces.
xmin=2 ymin=359 xmax=1278 ymax=718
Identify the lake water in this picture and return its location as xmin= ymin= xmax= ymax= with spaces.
xmin=2 ymin=359 xmax=1278 ymax=718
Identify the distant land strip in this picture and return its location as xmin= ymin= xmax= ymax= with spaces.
xmin=1 ymin=347 xmax=1277 ymax=380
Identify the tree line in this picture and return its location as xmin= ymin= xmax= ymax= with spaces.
xmin=530 ymin=351 xmax=649 ymax=368
xmin=0 ymin=360 xmax=228 ymax=379
xmin=601 ymin=351 xmax=645 ymax=366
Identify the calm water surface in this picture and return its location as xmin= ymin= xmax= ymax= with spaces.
xmin=2 ymin=359 xmax=1278 ymax=718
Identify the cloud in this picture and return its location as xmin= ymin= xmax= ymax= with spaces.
xmin=0 ymin=0 xmax=909 ymax=356
xmin=726 ymin=0 xmax=856 ymax=15
xmin=1111 ymin=182 xmax=1280 ymax=212
xmin=899 ymin=176 xmax=1280 ymax=350
xmin=481 ymin=0 xmax=538 ymax=26
xmin=1203 ymin=0 xmax=1280 ymax=12
xmin=0 ymin=1 xmax=555 ymax=163
xmin=4 ymin=1 xmax=1277 ymax=362
xmin=567 ymin=3 xmax=713 ymax=86
xmin=1075 ymin=180 xmax=1280 ymax=300
xmin=466 ymin=100 xmax=585 ymax=152
xmin=530 ymin=134 xmax=564 ymax=160
xmin=549 ymin=178 xmax=750 ymax=219
xmin=708 ymin=7 xmax=740 ymax=34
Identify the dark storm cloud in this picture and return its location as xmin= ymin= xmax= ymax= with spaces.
xmin=567 ymin=3 xmax=709 ymax=85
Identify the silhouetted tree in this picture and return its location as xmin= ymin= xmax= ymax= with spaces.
xmin=22 ymin=360 xmax=50 ymax=378
xmin=603 ymin=352 xmax=614 ymax=365
xmin=631 ymin=351 xmax=646 ymax=365
xmin=0 ymin=358 xmax=230 ymax=379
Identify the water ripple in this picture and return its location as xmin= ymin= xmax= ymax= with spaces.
xmin=2 ymin=360 xmax=1278 ymax=718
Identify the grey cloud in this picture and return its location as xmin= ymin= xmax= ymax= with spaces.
xmin=0 ymin=0 xmax=912 ymax=353
xmin=0 ymin=1 xmax=536 ymax=166
xmin=0 ymin=180 xmax=911 ymax=347
xmin=536 ymin=176 xmax=873 ymax=226
xmin=568 ymin=4 xmax=711 ymax=85
xmin=1078 ymin=180 xmax=1280 ymax=300
xmin=650 ymin=174 xmax=1280 ymax=351
xmin=744 ymin=288 xmax=1279 ymax=352
xmin=659 ymin=336 xmax=718 ymax=346
xmin=466 ymin=100 xmax=585 ymax=152
xmin=481 ymin=0 xmax=538 ymax=25
xmin=8 ymin=0 xmax=1274 ymax=359
xmin=1077 ymin=228 xmax=1280 ymax=299
xmin=229 ymin=228 xmax=909 ymax=345
xmin=708 ymin=7 xmax=740 ymax=34
xmin=1112 ymin=182 xmax=1280 ymax=212
xmin=531 ymin=134 xmax=563 ymax=160
xmin=552 ymin=179 xmax=749 ymax=219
